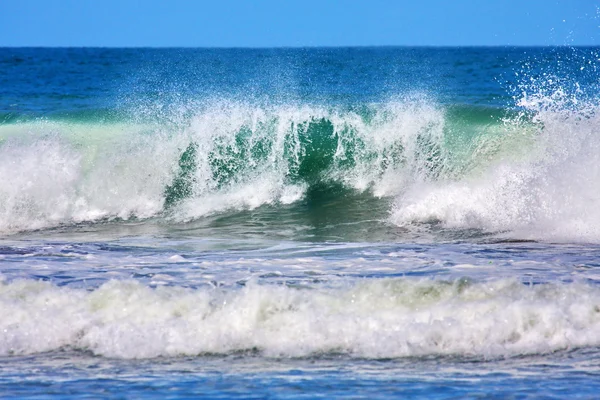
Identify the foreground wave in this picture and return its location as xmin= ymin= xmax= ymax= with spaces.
xmin=1 ymin=277 xmax=599 ymax=359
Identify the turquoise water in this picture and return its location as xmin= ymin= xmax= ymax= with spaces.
xmin=2 ymin=47 xmax=600 ymax=398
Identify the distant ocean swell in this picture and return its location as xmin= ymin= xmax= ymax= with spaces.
xmin=1 ymin=277 xmax=599 ymax=359
xmin=0 ymin=89 xmax=599 ymax=242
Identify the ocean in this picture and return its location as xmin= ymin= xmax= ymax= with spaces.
xmin=1 ymin=46 xmax=600 ymax=398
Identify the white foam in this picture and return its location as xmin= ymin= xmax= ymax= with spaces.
xmin=0 ymin=122 xmax=180 ymax=234
xmin=1 ymin=277 xmax=599 ymax=359
xmin=391 ymin=89 xmax=600 ymax=243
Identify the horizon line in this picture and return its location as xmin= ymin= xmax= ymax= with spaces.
xmin=1 ymin=44 xmax=599 ymax=49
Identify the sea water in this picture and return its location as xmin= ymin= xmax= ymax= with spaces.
xmin=1 ymin=47 xmax=600 ymax=398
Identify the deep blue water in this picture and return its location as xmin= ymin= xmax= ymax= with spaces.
xmin=1 ymin=47 xmax=600 ymax=398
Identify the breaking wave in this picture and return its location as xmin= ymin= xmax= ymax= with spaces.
xmin=391 ymin=79 xmax=600 ymax=242
xmin=0 ymin=97 xmax=492 ymax=235
xmin=2 ymin=82 xmax=600 ymax=244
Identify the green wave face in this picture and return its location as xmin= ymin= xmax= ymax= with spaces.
xmin=0 ymin=99 xmax=538 ymax=236
xmin=163 ymin=100 xmax=526 ymax=208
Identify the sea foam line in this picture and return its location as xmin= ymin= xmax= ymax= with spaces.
xmin=1 ymin=277 xmax=599 ymax=359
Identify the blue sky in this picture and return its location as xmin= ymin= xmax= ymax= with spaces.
xmin=1 ymin=0 xmax=598 ymax=47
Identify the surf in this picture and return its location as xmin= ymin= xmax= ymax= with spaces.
xmin=1 ymin=276 xmax=599 ymax=359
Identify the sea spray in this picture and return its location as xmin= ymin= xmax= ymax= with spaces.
xmin=391 ymin=72 xmax=600 ymax=242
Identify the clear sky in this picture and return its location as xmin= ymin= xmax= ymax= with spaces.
xmin=0 ymin=0 xmax=598 ymax=47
